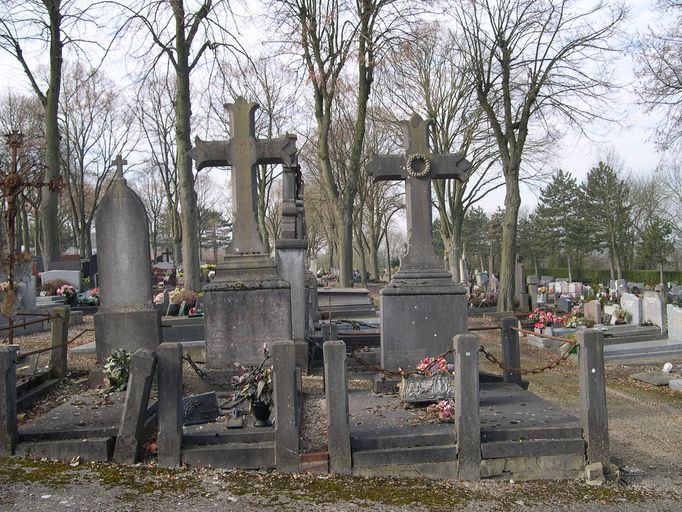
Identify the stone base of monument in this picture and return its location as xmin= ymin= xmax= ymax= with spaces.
xmin=380 ymin=274 xmax=467 ymax=371
xmin=94 ymin=306 xmax=161 ymax=362
xmin=203 ymin=280 xmax=292 ymax=371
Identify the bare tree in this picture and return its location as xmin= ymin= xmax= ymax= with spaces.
xmin=60 ymin=63 xmax=135 ymax=258
xmin=133 ymin=74 xmax=182 ymax=265
xmin=133 ymin=168 xmax=166 ymax=261
xmin=0 ymin=0 xmax=98 ymax=265
xmin=277 ymin=0 xmax=418 ymax=287
xmin=117 ymin=0 xmax=244 ymax=291
xmin=453 ymin=0 xmax=625 ymax=311
xmin=636 ymin=0 xmax=682 ymax=149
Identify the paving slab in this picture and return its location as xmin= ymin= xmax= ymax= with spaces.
xmin=631 ymin=371 xmax=675 ymax=386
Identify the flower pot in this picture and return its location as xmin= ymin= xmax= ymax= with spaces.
xmin=251 ymin=399 xmax=271 ymax=427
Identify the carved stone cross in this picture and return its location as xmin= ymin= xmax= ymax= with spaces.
xmin=367 ymin=114 xmax=470 ymax=269
xmin=189 ymin=97 xmax=297 ymax=256
xmin=111 ymin=154 xmax=127 ymax=179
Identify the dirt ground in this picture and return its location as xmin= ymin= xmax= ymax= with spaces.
xmin=2 ymin=312 xmax=682 ymax=511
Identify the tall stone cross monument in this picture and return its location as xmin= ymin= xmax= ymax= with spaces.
xmin=367 ymin=114 xmax=470 ymax=371
xmin=189 ymin=97 xmax=296 ymax=373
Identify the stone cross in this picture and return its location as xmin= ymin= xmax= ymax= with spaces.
xmin=111 ymin=155 xmax=127 ymax=179
xmin=189 ymin=97 xmax=297 ymax=255
xmin=367 ymin=114 xmax=470 ymax=267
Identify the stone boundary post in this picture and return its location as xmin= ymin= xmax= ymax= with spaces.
xmin=454 ymin=333 xmax=481 ymax=481
xmin=577 ymin=329 xmax=609 ymax=466
xmin=157 ymin=342 xmax=183 ymax=468
xmin=49 ymin=306 xmax=70 ymax=379
xmin=0 ymin=345 xmax=19 ymax=456
xmin=272 ymin=340 xmax=299 ymax=473
xmin=114 ymin=349 xmax=157 ymax=464
xmin=323 ymin=340 xmax=351 ymax=475
xmin=500 ymin=317 xmax=522 ymax=386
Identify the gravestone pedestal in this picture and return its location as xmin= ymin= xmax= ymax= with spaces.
xmin=381 ymin=271 xmax=467 ymax=370
xmin=95 ymin=307 xmax=161 ymax=363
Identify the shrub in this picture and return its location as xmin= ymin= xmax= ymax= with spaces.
xmin=169 ymin=287 xmax=197 ymax=306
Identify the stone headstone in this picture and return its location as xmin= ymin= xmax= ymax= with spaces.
xmin=366 ymin=113 xmax=469 ymax=370
xmin=40 ymin=269 xmax=81 ymax=291
xmin=557 ymin=296 xmax=572 ymax=313
xmin=49 ymin=260 xmax=81 ymax=271
xmin=475 ymin=271 xmax=488 ymax=288
xmin=620 ymin=293 xmax=642 ymax=325
xmin=568 ymin=282 xmax=583 ymax=299
xmin=666 ymin=304 xmax=682 ymax=341
xmin=584 ymin=300 xmax=602 ymax=325
xmin=642 ymin=291 xmax=666 ymax=333
xmin=540 ymin=276 xmax=553 ymax=285
xmin=93 ymin=155 xmax=161 ymax=362
xmin=189 ymin=98 xmax=295 ymax=372
xmin=514 ymin=260 xmax=525 ymax=305
xmin=182 ymin=392 xmax=219 ymax=425
xmin=527 ymin=276 xmax=539 ymax=310
xmin=556 ymin=281 xmax=569 ymax=295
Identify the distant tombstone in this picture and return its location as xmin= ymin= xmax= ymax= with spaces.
xmin=514 ymin=260 xmax=525 ymax=303
xmin=617 ymin=284 xmax=628 ymax=298
xmin=527 ymin=275 xmax=540 ymax=309
xmin=568 ymin=282 xmax=583 ymax=298
xmin=475 ymin=271 xmax=488 ymax=288
xmin=642 ymin=291 xmax=666 ymax=334
xmin=34 ymin=255 xmax=45 ymax=273
xmin=49 ymin=260 xmax=81 ymax=271
xmin=540 ymin=276 xmax=554 ymax=285
xmin=40 ymin=270 xmax=81 ymax=291
xmin=654 ymin=283 xmax=668 ymax=305
xmin=584 ymin=300 xmax=602 ymax=325
xmin=89 ymin=253 xmax=98 ymax=283
xmin=556 ymin=281 xmax=569 ymax=295
xmin=667 ymin=304 xmax=682 ymax=341
xmin=620 ymin=293 xmax=642 ymax=325
xmin=557 ymin=296 xmax=572 ymax=313
xmin=93 ymin=155 xmax=161 ymax=362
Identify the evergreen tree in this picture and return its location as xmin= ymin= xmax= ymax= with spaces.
xmin=637 ymin=217 xmax=675 ymax=278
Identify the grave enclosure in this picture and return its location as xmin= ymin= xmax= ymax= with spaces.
xmin=0 ymin=109 xmax=616 ymax=483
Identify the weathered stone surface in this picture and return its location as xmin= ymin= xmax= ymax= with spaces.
xmin=380 ymin=289 xmax=467 ymax=371
xmin=0 ymin=345 xmax=18 ymax=456
xmin=669 ymin=379 xmax=682 ymax=391
xmin=182 ymin=392 xmax=219 ymax=425
xmin=454 ymin=334 xmax=481 ymax=481
xmin=620 ymin=293 xmax=642 ymax=325
xmin=182 ymin=441 xmax=276 ymax=469
xmin=324 ymin=341 xmax=351 ymax=475
xmin=49 ymin=306 xmax=70 ymax=378
xmin=157 ymin=343 xmax=183 ymax=468
xmin=631 ymin=371 xmax=674 ymax=386
xmin=481 ymin=438 xmax=585 ymax=458
xmin=584 ymin=300 xmax=602 ymax=325
xmin=578 ymin=330 xmax=609 ymax=466
xmin=667 ymin=305 xmax=682 ymax=341
xmin=113 ymin=349 xmax=157 ymax=464
xmin=500 ymin=317 xmax=521 ymax=385
xmin=272 ymin=340 xmax=299 ymax=473
xmin=275 ymin=245 xmax=307 ymax=343
xmin=94 ymin=156 xmax=160 ymax=361
xmin=481 ymin=453 xmax=585 ymax=480
xmin=585 ymin=461 xmax=605 ymax=486
xmin=15 ymin=437 xmax=115 ymax=462
xmin=642 ymin=291 xmax=666 ymax=333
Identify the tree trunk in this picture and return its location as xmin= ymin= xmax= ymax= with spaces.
xmin=386 ymin=231 xmax=392 ymax=282
xmin=367 ymin=218 xmax=380 ymax=281
xmin=172 ymin=12 xmax=200 ymax=291
xmin=567 ymin=253 xmax=572 ymax=282
xmin=40 ymin=5 xmax=63 ymax=268
xmin=21 ymin=204 xmax=30 ymax=252
xmin=498 ymin=174 xmax=521 ymax=312
xmin=337 ymin=206 xmax=354 ymax=287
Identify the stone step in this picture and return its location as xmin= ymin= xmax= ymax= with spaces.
xmin=16 ymin=378 xmax=61 ymax=412
xmin=352 ymin=431 xmax=455 ymax=451
xmin=183 ymin=429 xmax=274 ymax=446
xmin=181 ymin=441 xmax=275 ymax=469
xmin=604 ymin=334 xmax=667 ymax=345
xmin=481 ymin=438 xmax=585 ymax=459
xmin=15 ymin=437 xmax=115 ymax=462
xmin=16 ymin=371 xmax=50 ymax=395
xmin=352 ymin=444 xmax=457 ymax=467
xmin=480 ymin=425 xmax=582 ymax=443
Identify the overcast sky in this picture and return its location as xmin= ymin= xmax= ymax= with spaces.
xmin=0 ymin=0 xmax=668 ymax=213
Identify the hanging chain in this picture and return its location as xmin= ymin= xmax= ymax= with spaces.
xmin=478 ymin=336 xmax=577 ymax=376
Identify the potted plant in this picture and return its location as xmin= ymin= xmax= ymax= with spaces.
xmin=57 ymin=284 xmax=77 ymax=306
xmin=528 ymin=307 xmax=564 ymax=335
xmin=231 ymin=344 xmax=273 ymax=427
xmin=168 ymin=287 xmax=197 ymax=316
xmin=614 ymin=307 xmax=628 ymax=324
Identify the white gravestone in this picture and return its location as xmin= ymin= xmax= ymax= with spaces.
xmin=642 ymin=291 xmax=666 ymax=333
xmin=40 ymin=270 xmax=81 ymax=291
xmin=667 ymin=305 xmax=682 ymax=341
xmin=620 ymin=293 xmax=642 ymax=325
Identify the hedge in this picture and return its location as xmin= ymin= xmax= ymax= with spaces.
xmin=535 ymin=268 xmax=682 ymax=287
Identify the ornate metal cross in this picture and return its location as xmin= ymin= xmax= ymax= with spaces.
xmin=189 ymin=97 xmax=297 ymax=256
xmin=367 ymin=114 xmax=470 ymax=268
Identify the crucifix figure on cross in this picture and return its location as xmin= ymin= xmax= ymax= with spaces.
xmin=367 ymin=114 xmax=470 ymax=273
